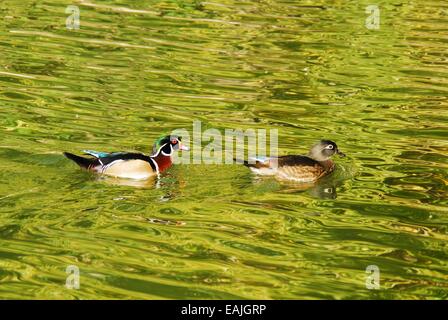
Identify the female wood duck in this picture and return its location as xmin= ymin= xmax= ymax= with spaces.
xmin=241 ymin=140 xmax=345 ymax=182
xmin=63 ymin=135 xmax=189 ymax=180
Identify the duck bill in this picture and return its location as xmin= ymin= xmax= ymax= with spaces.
xmin=337 ymin=150 xmax=346 ymax=157
xmin=179 ymin=143 xmax=190 ymax=151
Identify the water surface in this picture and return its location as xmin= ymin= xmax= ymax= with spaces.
xmin=0 ymin=0 xmax=447 ymax=299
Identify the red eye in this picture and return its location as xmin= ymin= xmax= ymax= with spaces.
xmin=171 ymin=140 xmax=178 ymax=144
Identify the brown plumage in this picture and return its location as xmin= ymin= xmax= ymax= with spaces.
xmin=241 ymin=140 xmax=345 ymax=182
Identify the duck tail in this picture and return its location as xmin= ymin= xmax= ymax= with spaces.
xmin=233 ymin=158 xmax=249 ymax=166
xmin=63 ymin=152 xmax=94 ymax=169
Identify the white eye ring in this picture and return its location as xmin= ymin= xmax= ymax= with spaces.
xmin=327 ymin=145 xmax=334 ymax=149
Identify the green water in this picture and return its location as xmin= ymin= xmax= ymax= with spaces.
xmin=0 ymin=0 xmax=447 ymax=299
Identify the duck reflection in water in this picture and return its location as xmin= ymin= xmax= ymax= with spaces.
xmin=280 ymin=175 xmax=342 ymax=199
xmin=250 ymin=173 xmax=342 ymax=199
xmin=97 ymin=172 xmax=183 ymax=202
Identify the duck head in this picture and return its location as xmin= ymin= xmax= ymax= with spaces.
xmin=150 ymin=135 xmax=190 ymax=173
xmin=152 ymin=135 xmax=189 ymax=156
xmin=308 ymin=140 xmax=345 ymax=161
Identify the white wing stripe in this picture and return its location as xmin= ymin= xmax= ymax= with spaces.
xmin=101 ymin=159 xmax=124 ymax=173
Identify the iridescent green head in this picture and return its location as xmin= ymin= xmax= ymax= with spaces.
xmin=152 ymin=135 xmax=189 ymax=156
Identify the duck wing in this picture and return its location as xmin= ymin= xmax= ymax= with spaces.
xmin=65 ymin=151 xmax=156 ymax=173
xmin=276 ymin=155 xmax=320 ymax=167
xmin=242 ymin=155 xmax=319 ymax=168
xmin=90 ymin=152 xmax=155 ymax=169
xmin=276 ymin=155 xmax=331 ymax=182
xmin=95 ymin=153 xmax=158 ymax=178
xmin=81 ymin=150 xmax=151 ymax=166
xmin=83 ymin=150 xmax=126 ymax=159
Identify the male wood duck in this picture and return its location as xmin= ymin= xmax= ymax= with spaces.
xmin=241 ymin=140 xmax=345 ymax=182
xmin=63 ymin=135 xmax=189 ymax=180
